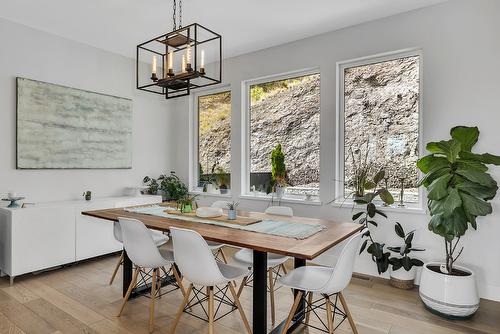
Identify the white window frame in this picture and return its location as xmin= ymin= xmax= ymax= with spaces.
xmin=240 ymin=68 xmax=321 ymax=203
xmin=189 ymin=85 xmax=232 ymax=195
xmin=335 ymin=48 xmax=424 ymax=210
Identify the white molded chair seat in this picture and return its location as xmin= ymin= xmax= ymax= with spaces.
xmin=277 ymin=232 xmax=363 ymax=334
xmin=114 ymin=221 xmax=168 ymax=247
xmin=169 ymin=227 xmax=252 ymax=334
xmin=233 ymin=248 xmax=289 ymax=268
xmin=117 ymin=218 xmax=185 ymax=333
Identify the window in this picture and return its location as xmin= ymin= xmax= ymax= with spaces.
xmin=243 ymin=71 xmax=321 ymax=201
xmin=195 ymin=90 xmax=231 ymax=193
xmin=338 ymin=51 xmax=422 ymax=204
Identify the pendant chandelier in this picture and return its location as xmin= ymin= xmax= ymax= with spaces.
xmin=136 ymin=0 xmax=222 ymax=99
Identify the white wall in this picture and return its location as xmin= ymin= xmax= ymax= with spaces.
xmin=0 ymin=18 xmax=174 ymax=202
xmin=170 ymin=0 xmax=500 ymax=301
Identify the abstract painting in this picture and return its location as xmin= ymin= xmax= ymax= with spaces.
xmin=16 ymin=78 xmax=132 ymax=169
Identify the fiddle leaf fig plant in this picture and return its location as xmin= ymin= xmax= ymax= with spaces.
xmin=417 ymin=126 xmax=500 ymax=274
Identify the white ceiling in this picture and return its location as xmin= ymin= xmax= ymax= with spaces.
xmin=0 ymin=0 xmax=448 ymax=59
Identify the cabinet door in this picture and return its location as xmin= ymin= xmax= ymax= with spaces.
xmin=11 ymin=207 xmax=76 ymax=276
xmin=75 ymin=201 xmax=122 ymax=261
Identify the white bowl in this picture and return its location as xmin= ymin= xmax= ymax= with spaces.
xmin=196 ymin=207 xmax=223 ymax=218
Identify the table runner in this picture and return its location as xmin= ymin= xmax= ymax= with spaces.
xmin=125 ymin=205 xmax=325 ymax=240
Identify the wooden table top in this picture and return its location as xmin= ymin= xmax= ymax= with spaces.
xmin=81 ymin=206 xmax=363 ymax=260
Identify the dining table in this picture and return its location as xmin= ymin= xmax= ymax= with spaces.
xmin=82 ymin=204 xmax=362 ymax=334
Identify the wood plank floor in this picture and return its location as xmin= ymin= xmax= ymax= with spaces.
xmin=0 ymin=248 xmax=499 ymax=334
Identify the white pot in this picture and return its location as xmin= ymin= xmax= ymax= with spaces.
xmin=419 ymin=262 xmax=479 ymax=319
xmin=390 ymin=266 xmax=416 ymax=289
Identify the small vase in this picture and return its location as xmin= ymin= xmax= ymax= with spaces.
xmin=181 ymin=204 xmax=192 ymax=213
xmin=227 ymin=210 xmax=237 ymax=220
xmin=275 ymin=186 xmax=285 ymax=200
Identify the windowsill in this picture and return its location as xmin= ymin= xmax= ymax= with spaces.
xmin=329 ymin=200 xmax=426 ymax=214
xmin=239 ymin=194 xmax=322 ymax=206
xmin=190 ymin=190 xmax=232 ymax=198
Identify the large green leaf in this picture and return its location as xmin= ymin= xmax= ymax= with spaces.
xmin=456 ymin=169 xmax=497 ymax=188
xmin=427 ymin=174 xmax=452 ymax=200
xmin=428 ymin=187 xmax=462 ymax=216
xmin=394 ymin=222 xmax=405 ymax=238
xmin=419 ymin=167 xmax=451 ymax=188
xmin=455 ymin=159 xmax=488 ymax=173
xmin=456 ymin=180 xmax=498 ymax=200
xmin=450 ymin=126 xmax=479 ymax=152
xmin=417 ymin=155 xmax=450 ymax=174
xmin=428 ymin=214 xmax=454 ymax=241
xmin=378 ymin=189 xmax=394 ymax=205
xmin=459 ymin=191 xmax=493 ymax=217
xmin=460 ymin=151 xmax=500 ymax=166
xmin=426 ymin=139 xmax=461 ymax=162
xmin=373 ymin=170 xmax=385 ymax=184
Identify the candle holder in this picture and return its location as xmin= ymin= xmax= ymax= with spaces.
xmin=398 ymin=177 xmax=406 ymax=208
xmin=150 ymin=73 xmax=158 ymax=82
xmin=186 ymin=63 xmax=193 ymax=72
xmin=199 ymin=67 xmax=206 ymax=75
xmin=167 ymin=69 xmax=175 ymax=77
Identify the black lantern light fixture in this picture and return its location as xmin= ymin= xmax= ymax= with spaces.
xmin=136 ymin=0 xmax=222 ymax=99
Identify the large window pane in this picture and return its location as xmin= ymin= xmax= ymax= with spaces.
xmin=343 ymin=55 xmax=420 ymax=203
xmin=249 ymin=73 xmax=320 ymax=200
xmin=198 ymin=91 xmax=231 ymax=191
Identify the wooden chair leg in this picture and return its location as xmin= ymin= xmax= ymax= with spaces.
xmin=149 ymin=269 xmax=158 ymax=333
xmin=228 ymin=283 xmax=252 ymax=334
xmin=305 ymin=292 xmax=313 ymax=325
xmin=109 ymin=252 xmax=124 ymax=285
xmin=280 ymin=291 xmax=303 ymax=334
xmin=268 ymin=268 xmax=276 ymax=326
xmin=172 ymin=265 xmax=186 ymax=297
xmin=219 ymin=248 xmax=229 ymax=264
xmin=325 ymin=296 xmax=333 ymax=334
xmin=118 ymin=267 xmax=139 ymax=316
xmin=208 ymin=286 xmax=215 ymax=334
xmin=339 ymin=292 xmax=358 ymax=334
xmin=169 ymin=284 xmax=193 ymax=334
xmin=237 ymin=276 xmax=248 ymax=297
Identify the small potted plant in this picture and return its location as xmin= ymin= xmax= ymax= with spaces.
xmin=159 ymin=171 xmax=188 ymax=201
xmin=387 ymin=222 xmax=424 ymax=289
xmin=83 ymin=191 xmax=92 ymax=201
xmin=143 ymin=176 xmax=159 ymax=195
xmin=215 ymin=167 xmax=230 ymax=194
xmin=178 ymin=194 xmax=199 ymax=213
xmin=417 ymin=126 xmax=500 ymax=318
xmin=271 ymin=144 xmax=287 ymax=200
xmin=226 ymin=201 xmax=239 ymax=220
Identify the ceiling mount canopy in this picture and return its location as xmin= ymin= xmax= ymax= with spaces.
xmin=136 ymin=0 xmax=222 ymax=99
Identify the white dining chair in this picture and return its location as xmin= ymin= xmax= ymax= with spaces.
xmin=206 ymin=200 xmax=231 ymax=263
xmin=169 ymin=227 xmax=252 ymax=334
xmin=231 ymin=205 xmax=292 ymax=325
xmin=109 ymin=221 xmax=169 ymax=285
xmin=278 ymin=232 xmax=363 ymax=334
xmin=117 ymin=217 xmax=185 ymax=333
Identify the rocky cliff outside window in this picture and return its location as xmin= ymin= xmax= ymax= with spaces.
xmin=340 ymin=52 xmax=421 ymax=204
xmin=197 ymin=91 xmax=231 ymax=193
xmin=248 ymin=72 xmax=321 ymax=201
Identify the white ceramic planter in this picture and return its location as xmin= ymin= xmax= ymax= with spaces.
xmin=419 ymin=262 xmax=479 ymax=319
xmin=390 ymin=267 xmax=416 ymax=289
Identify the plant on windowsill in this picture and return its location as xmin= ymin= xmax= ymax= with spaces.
xmin=215 ymin=167 xmax=230 ymax=195
xmin=159 ymin=171 xmax=188 ymax=201
xmin=387 ymin=222 xmax=424 ymax=289
xmin=417 ymin=126 xmax=500 ymax=318
xmin=354 ymin=169 xmax=395 ymax=274
xmin=271 ymin=143 xmax=287 ymax=200
xmin=143 ymin=176 xmax=160 ymax=195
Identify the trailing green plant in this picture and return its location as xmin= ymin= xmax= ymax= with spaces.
xmin=354 ymin=169 xmax=395 ymax=274
xmin=215 ymin=167 xmax=230 ymax=190
xmin=348 ymin=141 xmax=372 ymax=198
xmin=388 ymin=222 xmax=424 ymax=271
xmin=417 ymin=126 xmax=500 ymax=274
xmin=159 ymin=171 xmax=188 ymax=201
xmin=143 ymin=176 xmax=159 ymax=195
xmin=226 ymin=201 xmax=239 ymax=211
xmin=271 ymin=143 xmax=287 ymax=189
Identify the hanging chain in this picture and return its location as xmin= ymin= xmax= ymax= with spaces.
xmin=179 ymin=0 xmax=183 ymax=28
xmin=172 ymin=0 xmax=177 ymax=30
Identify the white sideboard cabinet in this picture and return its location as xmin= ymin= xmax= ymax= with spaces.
xmin=0 ymin=195 xmax=161 ymax=284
